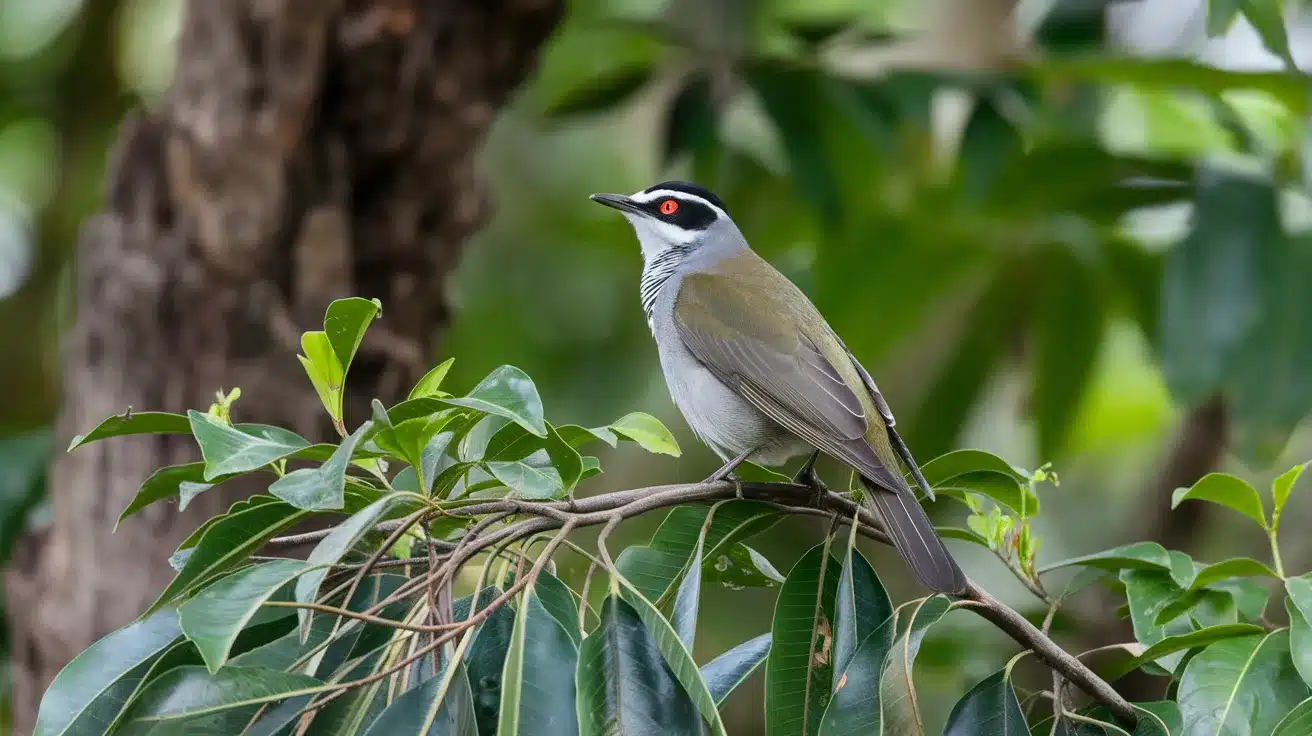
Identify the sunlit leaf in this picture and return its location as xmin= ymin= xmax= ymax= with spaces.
xmin=409 ymin=357 xmax=455 ymax=400
xmin=1273 ymin=461 xmax=1308 ymax=524
xmin=188 ymin=411 xmax=309 ymax=481
xmin=607 ymin=412 xmax=681 ymax=456
xmin=323 ymin=297 xmax=381 ymax=378
xmin=443 ymin=365 xmax=547 ymax=437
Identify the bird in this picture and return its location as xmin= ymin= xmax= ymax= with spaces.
xmin=591 ymin=180 xmax=967 ymax=595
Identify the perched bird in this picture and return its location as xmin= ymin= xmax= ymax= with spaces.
xmin=591 ymin=181 xmax=967 ymax=595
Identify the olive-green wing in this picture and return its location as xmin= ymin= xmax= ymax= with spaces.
xmin=672 ymin=268 xmax=906 ymax=493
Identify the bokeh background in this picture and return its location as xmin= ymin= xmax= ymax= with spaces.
xmin=3 ymin=0 xmax=1312 ymax=732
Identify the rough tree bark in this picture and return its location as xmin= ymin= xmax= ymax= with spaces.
xmin=4 ymin=1 xmax=563 ymax=731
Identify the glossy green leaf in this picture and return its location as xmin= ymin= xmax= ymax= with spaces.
xmin=178 ymin=559 xmax=307 ymax=673
xmin=1032 ymin=245 xmax=1105 ymax=459
xmin=1121 ymin=570 xmax=1193 ymax=672
xmin=1103 ymin=624 xmax=1265 ymax=681
xmin=1273 ymin=697 xmax=1312 ymax=735
xmin=575 ymin=594 xmax=704 ymax=735
xmin=116 ymin=462 xmax=226 ymax=529
xmin=409 ymin=357 xmax=455 ymax=400
xmin=498 ymin=580 xmax=580 ymax=736
xmin=150 ymin=498 xmax=307 ymax=614
xmin=918 ymin=450 xmax=1035 ymax=514
xmin=1040 ymin=541 xmax=1173 ymax=574
xmin=1070 ymin=701 xmax=1182 ymax=736
xmin=1285 ymin=598 xmax=1312 ymax=689
xmin=554 ymin=424 xmax=617 ymax=450
xmin=879 ymin=595 xmax=953 ymax=735
xmin=544 ymin=63 xmax=654 ymax=118
xmin=67 ymin=411 xmax=192 ymax=452
xmin=1188 ymin=557 xmax=1278 ymax=590
xmin=443 ymin=365 xmax=546 ymax=437
xmin=1287 ymin=574 xmax=1312 ymax=627
xmin=119 ymin=666 xmax=322 ymax=726
xmin=580 ymin=456 xmax=602 ymax=480
xmin=294 ymin=493 xmax=412 ymax=639
xmin=831 ymin=529 xmax=892 ymax=687
xmin=1177 ymin=631 xmax=1310 ymax=735
xmin=534 ymin=571 xmax=581 ymax=646
xmin=482 ymin=422 xmax=583 ymax=499
xmin=187 ymin=411 xmax=309 ymax=481
xmin=1273 ymin=462 xmax=1308 ymax=524
xmin=269 ymin=420 xmax=372 ymax=510
xmin=766 ymin=543 xmax=841 ymax=736
xmin=941 ymin=668 xmax=1027 ymax=735
xmin=918 ymin=449 xmax=1028 ymax=485
xmin=702 ymin=633 xmax=771 ymax=705
xmin=607 ymin=412 xmax=681 ymax=456
xmin=672 ymin=534 xmax=702 ymax=649
xmin=1172 ymin=472 xmax=1267 ymax=529
xmin=817 ymin=610 xmax=897 ymax=736
xmin=34 ymin=606 xmax=182 ymax=736
xmin=456 ymin=590 xmax=515 ymax=736
xmin=365 ymin=657 xmax=477 ymax=735
xmin=324 ymin=297 xmax=381 ymax=375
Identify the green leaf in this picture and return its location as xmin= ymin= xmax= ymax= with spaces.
xmin=119 ymin=666 xmax=322 ymax=725
xmin=1274 ymin=698 xmax=1312 ymax=736
xmin=1241 ymin=0 xmax=1294 ymax=66
xmin=746 ymin=64 xmax=842 ymax=225
xmin=1188 ymin=557 xmax=1279 ymax=590
xmin=702 ymin=633 xmax=771 ymax=705
xmin=443 ymin=365 xmax=546 ymax=437
xmin=663 ymin=71 xmax=716 ymax=166
xmin=294 ymin=492 xmax=413 ymax=639
xmin=1171 ymin=473 xmax=1268 ymax=529
xmin=34 ymin=606 xmax=182 ymax=736
xmin=831 ymin=529 xmax=892 ymax=687
xmin=116 ymin=462 xmax=228 ymax=529
xmin=1287 ymin=575 xmax=1312 ymax=625
xmin=1160 ymin=170 xmax=1275 ymax=406
xmin=879 ymin=596 xmax=953 ymax=735
xmin=1273 ymin=462 xmax=1308 ymax=524
xmin=365 ymin=657 xmax=477 ymax=735
xmin=324 ymin=297 xmax=381 ymax=376
xmin=482 ymin=423 xmax=583 ymax=499
xmin=544 ymin=63 xmax=654 ymax=118
xmin=555 ymin=424 xmax=617 ymax=450
xmin=1121 ymin=570 xmax=1193 ymax=672
xmin=534 ymin=571 xmax=581 ymax=646
xmin=941 ymin=668 xmax=1027 ymax=735
xmin=1031 ymin=245 xmax=1105 ymax=459
xmin=150 ymin=498 xmax=308 ymax=614
xmin=178 ymin=559 xmax=306 ymax=673
xmin=409 ymin=357 xmax=455 ymax=400
xmin=580 ymin=456 xmax=602 ymax=480
xmin=1177 ymin=631 xmax=1310 ymax=734
xmin=766 ymin=543 xmax=841 ymax=736
xmin=607 ymin=412 xmax=681 ymax=456
xmin=1040 ymin=541 xmax=1173 ymax=574
xmin=1287 ymin=598 xmax=1312 ymax=689
xmin=67 ymin=411 xmax=192 ymax=452
xmin=817 ymin=611 xmax=897 ymax=735
xmin=268 ymin=420 xmax=372 ymax=510
xmin=1207 ymin=0 xmax=1243 ymax=36
xmin=498 ymin=580 xmax=580 ymax=736
xmin=917 ymin=449 xmax=1036 ymax=514
xmin=1102 ymin=624 xmax=1266 ymax=681
xmin=187 ymin=411 xmax=309 ymax=481
xmin=575 ymin=595 xmax=705 ymax=735
xmin=298 ymin=331 xmax=343 ymax=422
xmin=1067 ymin=701 xmax=1182 ymax=735
xmin=672 ymin=534 xmax=702 ymax=649
xmin=457 ymin=590 xmax=515 ymax=736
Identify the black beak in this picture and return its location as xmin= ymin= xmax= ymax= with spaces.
xmin=589 ymin=193 xmax=645 ymax=216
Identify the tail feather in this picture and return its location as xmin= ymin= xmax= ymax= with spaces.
xmin=862 ymin=478 xmax=966 ymax=595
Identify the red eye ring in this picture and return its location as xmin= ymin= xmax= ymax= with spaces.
xmin=659 ymin=199 xmax=679 ymax=215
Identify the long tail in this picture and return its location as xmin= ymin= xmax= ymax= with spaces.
xmin=862 ymin=478 xmax=967 ymax=595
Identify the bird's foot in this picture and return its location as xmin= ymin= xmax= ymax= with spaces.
xmin=704 ymin=447 xmax=756 ymax=485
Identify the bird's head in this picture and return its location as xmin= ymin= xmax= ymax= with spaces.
xmin=590 ymin=181 xmax=738 ymax=262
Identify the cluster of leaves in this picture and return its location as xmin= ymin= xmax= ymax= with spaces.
xmin=31 ymin=296 xmax=1312 ymax=735
xmin=542 ymin=0 xmax=1312 ymax=466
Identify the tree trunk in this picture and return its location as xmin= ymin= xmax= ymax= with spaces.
xmin=4 ymin=1 xmax=562 ymax=731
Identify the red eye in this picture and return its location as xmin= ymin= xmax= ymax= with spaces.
xmin=659 ymin=199 xmax=679 ymax=215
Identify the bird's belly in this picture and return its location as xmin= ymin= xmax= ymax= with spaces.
xmin=658 ymin=342 xmax=807 ymax=466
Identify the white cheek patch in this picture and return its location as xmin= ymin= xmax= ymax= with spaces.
xmin=623 ymin=214 xmax=697 ymax=260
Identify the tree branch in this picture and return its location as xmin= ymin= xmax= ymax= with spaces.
xmin=268 ymin=478 xmax=1135 ymax=722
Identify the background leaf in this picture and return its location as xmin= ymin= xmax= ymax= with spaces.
xmin=941 ymin=668 xmax=1027 ymax=735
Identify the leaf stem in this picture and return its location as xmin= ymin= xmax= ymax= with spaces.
xmin=1270 ymin=527 xmax=1287 ymax=579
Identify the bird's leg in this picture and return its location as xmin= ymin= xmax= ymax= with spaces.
xmin=792 ymin=450 xmax=821 ymax=487
xmin=704 ymin=446 xmax=756 ymax=490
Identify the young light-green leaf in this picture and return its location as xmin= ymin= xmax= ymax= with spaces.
xmin=607 ymin=412 xmax=681 ymax=456
xmin=1171 ymin=472 xmax=1268 ymax=529
xmin=1273 ymin=461 xmax=1308 ymax=524
xmin=443 ymin=364 xmax=547 ymax=437
xmin=179 ymin=559 xmax=308 ymax=673
xmin=67 ymin=411 xmax=192 ymax=452
xmin=298 ymin=331 xmax=343 ymax=422
xmin=34 ymin=606 xmax=182 ymax=736
xmin=188 ymin=411 xmax=310 ymax=481
xmin=323 ymin=297 xmax=381 ymax=377
xmin=408 ymin=357 xmax=455 ymax=400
